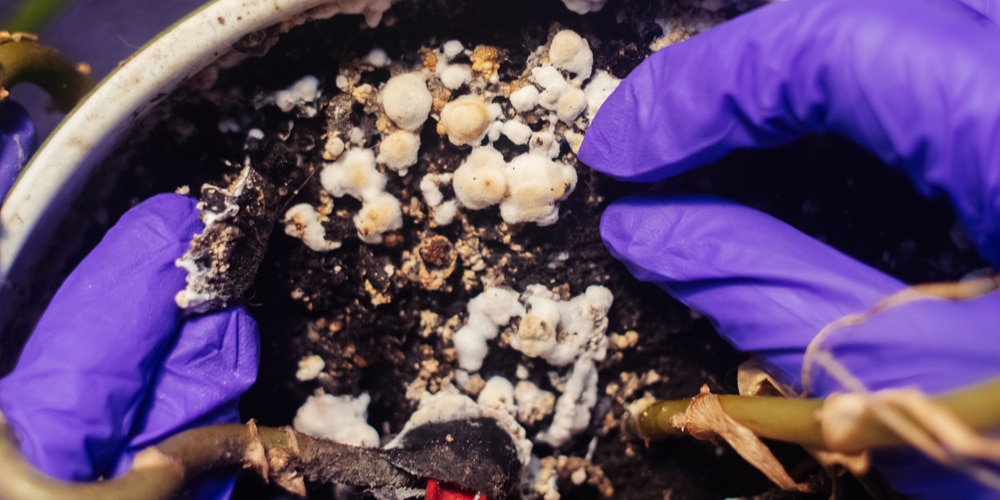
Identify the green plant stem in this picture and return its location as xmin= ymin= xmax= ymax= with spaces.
xmin=623 ymin=377 xmax=1000 ymax=454
xmin=0 ymin=37 xmax=92 ymax=112
xmin=4 ymin=0 xmax=73 ymax=34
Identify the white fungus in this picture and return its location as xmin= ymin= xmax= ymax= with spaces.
xmin=451 ymin=284 xmax=614 ymax=447
xmin=364 ymin=47 xmax=389 ymax=67
xmin=354 ymin=191 xmax=403 ymax=244
xmin=284 ymin=203 xmax=342 ymax=252
xmin=478 ymin=376 xmax=516 ymax=414
xmin=500 ymin=153 xmax=577 ymax=226
xmin=509 ymin=85 xmax=540 ymax=113
xmin=486 ymin=120 xmax=504 ymax=143
xmin=275 ymin=75 xmax=321 ymax=116
xmin=381 ymin=72 xmax=433 ymax=131
xmin=560 ymin=0 xmax=609 ymax=15
xmin=335 ymin=74 xmax=350 ymax=91
xmin=514 ymin=380 xmax=556 ymax=425
xmin=452 ymin=146 xmax=508 ymax=210
xmin=349 ymin=127 xmax=366 ymax=145
xmin=323 ymin=135 xmax=346 ymax=160
xmin=419 ymin=172 xmax=451 ymax=208
xmin=583 ymin=70 xmax=621 ymax=121
xmin=293 ymin=392 xmax=380 ymax=447
xmin=295 ymin=354 xmax=326 ymax=381
xmin=439 ymin=95 xmax=492 ymax=146
xmin=433 ymin=200 xmax=458 ymax=226
xmin=377 ymin=130 xmax=421 ymax=175
xmin=501 ymin=121 xmax=532 ymax=145
xmin=439 ymin=64 xmax=473 ymax=90
xmin=512 ymin=293 xmax=561 ymax=358
xmin=556 ymin=86 xmax=587 ymax=123
xmin=442 ymin=40 xmax=465 ymax=59
xmin=453 ymin=288 xmax=525 ymax=371
xmin=320 ymin=148 xmax=386 ymax=201
xmin=536 ymin=357 xmax=599 ymax=447
xmin=548 ymin=30 xmax=593 ymax=83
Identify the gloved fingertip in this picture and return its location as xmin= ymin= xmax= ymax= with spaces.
xmin=601 ymin=195 xmax=905 ymax=384
xmin=116 ymin=192 xmax=201 ymax=246
xmin=112 ymin=306 xmax=259 ymax=479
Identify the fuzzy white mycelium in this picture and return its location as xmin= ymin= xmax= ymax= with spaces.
xmin=453 ymin=284 xmax=613 ymax=447
xmin=293 ymin=391 xmax=380 ymax=447
xmin=295 ymin=354 xmax=326 ymax=381
xmin=274 ymin=75 xmax=322 ymax=117
xmin=283 ymin=203 xmax=341 ymax=252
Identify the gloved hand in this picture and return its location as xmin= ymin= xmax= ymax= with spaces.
xmin=579 ymin=0 xmax=1000 ymax=497
xmin=0 ymin=102 xmax=260 ymax=497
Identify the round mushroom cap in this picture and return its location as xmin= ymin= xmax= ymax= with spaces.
xmin=439 ymin=95 xmax=491 ymax=146
xmin=453 ymin=147 xmax=508 ymax=209
xmin=377 ymin=130 xmax=421 ymax=173
xmin=381 ymin=72 xmax=433 ymax=131
xmin=549 ymin=30 xmax=593 ymax=81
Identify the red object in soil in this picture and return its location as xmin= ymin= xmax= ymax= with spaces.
xmin=425 ymin=478 xmax=484 ymax=500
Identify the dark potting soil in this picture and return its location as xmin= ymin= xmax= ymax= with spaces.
xmin=30 ymin=0 xmax=984 ymax=498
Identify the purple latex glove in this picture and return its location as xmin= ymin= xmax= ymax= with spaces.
xmin=0 ymin=193 xmax=260 ymax=496
xmin=579 ymin=0 xmax=1000 ymax=497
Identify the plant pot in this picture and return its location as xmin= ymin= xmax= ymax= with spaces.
xmin=1 ymin=1 xmax=974 ymax=498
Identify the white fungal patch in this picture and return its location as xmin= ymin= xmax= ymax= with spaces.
xmin=439 ymin=63 xmax=473 ymax=90
xmin=377 ymin=130 xmax=421 ymax=175
xmin=536 ymin=357 xmax=599 ymax=447
xmin=583 ymin=70 xmax=621 ymax=121
xmin=452 ymin=146 xmax=508 ymax=210
xmin=293 ymin=392 xmax=380 ymax=447
xmin=275 ymin=75 xmax=321 ymax=116
xmin=556 ymin=86 xmax=587 ymax=123
xmin=284 ymin=203 xmax=342 ymax=252
xmin=381 ymin=72 xmax=433 ymax=131
xmin=295 ymin=354 xmax=326 ymax=381
xmin=419 ymin=173 xmax=458 ymax=226
xmin=453 ymin=288 xmax=525 ymax=372
xmin=500 ymin=153 xmax=577 ymax=226
xmin=323 ymin=135 xmax=346 ymax=160
xmin=501 ymin=121 xmax=532 ymax=145
xmin=320 ymin=148 xmax=386 ymax=201
xmin=419 ymin=172 xmax=450 ymax=208
xmin=364 ymin=47 xmax=389 ymax=67
xmin=548 ymin=30 xmax=593 ymax=83
xmin=560 ymin=0 xmax=609 ymax=15
xmin=354 ymin=191 xmax=403 ymax=244
xmin=452 ymin=284 xmax=614 ymax=447
xmin=509 ymin=85 xmax=540 ymax=113
xmin=478 ymin=376 xmax=516 ymax=414
xmin=439 ymin=95 xmax=492 ymax=146
xmin=514 ymin=381 xmax=555 ymax=425
xmin=442 ymin=40 xmax=465 ymax=59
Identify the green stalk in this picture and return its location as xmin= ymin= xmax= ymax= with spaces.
xmin=0 ymin=36 xmax=93 ymax=112
xmin=4 ymin=0 xmax=73 ymax=34
xmin=623 ymin=377 xmax=1000 ymax=454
